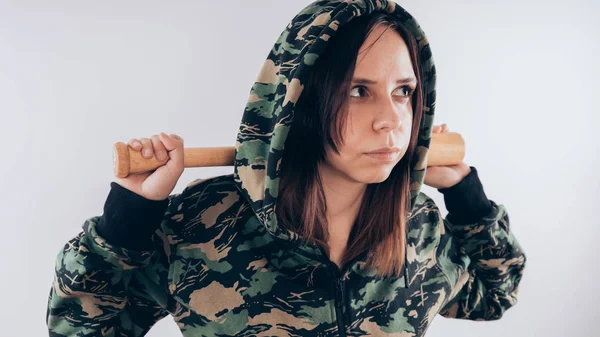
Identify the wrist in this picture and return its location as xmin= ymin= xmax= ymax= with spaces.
xmin=437 ymin=166 xmax=493 ymax=225
xmin=96 ymin=182 xmax=170 ymax=250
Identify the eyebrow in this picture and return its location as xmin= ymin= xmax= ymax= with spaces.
xmin=352 ymin=77 xmax=417 ymax=85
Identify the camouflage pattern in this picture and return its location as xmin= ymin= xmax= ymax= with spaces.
xmin=47 ymin=0 xmax=526 ymax=336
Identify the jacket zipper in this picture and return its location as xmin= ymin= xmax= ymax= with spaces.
xmin=321 ymin=248 xmax=369 ymax=337
xmin=334 ymin=277 xmax=346 ymax=337
xmin=273 ymin=236 xmax=364 ymax=336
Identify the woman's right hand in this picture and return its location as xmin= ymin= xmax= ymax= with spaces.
xmin=114 ymin=132 xmax=185 ymax=201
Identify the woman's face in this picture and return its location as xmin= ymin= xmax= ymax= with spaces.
xmin=320 ymin=25 xmax=417 ymax=185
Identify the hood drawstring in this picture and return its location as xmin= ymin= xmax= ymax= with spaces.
xmin=403 ymin=249 xmax=409 ymax=289
xmin=404 ymin=214 xmax=410 ymax=289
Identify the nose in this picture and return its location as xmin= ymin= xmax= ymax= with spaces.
xmin=372 ymin=96 xmax=407 ymax=132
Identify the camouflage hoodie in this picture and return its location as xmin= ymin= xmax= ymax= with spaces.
xmin=47 ymin=1 xmax=526 ymax=336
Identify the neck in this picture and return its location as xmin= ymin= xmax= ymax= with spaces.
xmin=318 ymin=163 xmax=367 ymax=250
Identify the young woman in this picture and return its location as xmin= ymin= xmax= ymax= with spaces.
xmin=47 ymin=1 xmax=526 ymax=336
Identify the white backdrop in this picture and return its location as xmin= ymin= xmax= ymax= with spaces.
xmin=1 ymin=0 xmax=599 ymax=336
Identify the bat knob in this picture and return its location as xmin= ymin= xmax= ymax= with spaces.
xmin=113 ymin=142 xmax=131 ymax=178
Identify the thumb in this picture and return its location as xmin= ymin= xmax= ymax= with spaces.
xmin=158 ymin=132 xmax=184 ymax=170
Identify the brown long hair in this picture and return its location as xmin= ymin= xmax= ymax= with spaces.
xmin=276 ymin=11 xmax=424 ymax=278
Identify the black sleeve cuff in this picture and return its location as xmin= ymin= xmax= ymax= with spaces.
xmin=437 ymin=166 xmax=493 ymax=225
xmin=96 ymin=182 xmax=170 ymax=251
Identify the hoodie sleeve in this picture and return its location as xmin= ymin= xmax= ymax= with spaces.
xmin=434 ymin=166 xmax=527 ymax=321
xmin=46 ymin=182 xmax=179 ymax=336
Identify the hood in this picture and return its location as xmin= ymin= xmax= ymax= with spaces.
xmin=233 ymin=0 xmax=436 ymax=247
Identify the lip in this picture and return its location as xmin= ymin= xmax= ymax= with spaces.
xmin=365 ymin=147 xmax=401 ymax=154
xmin=364 ymin=147 xmax=401 ymax=162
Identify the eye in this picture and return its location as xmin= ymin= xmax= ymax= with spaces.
xmin=350 ymin=86 xmax=368 ymax=98
xmin=350 ymin=85 xmax=416 ymax=99
xmin=394 ymin=85 xmax=415 ymax=97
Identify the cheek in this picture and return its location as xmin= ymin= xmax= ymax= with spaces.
xmin=323 ymin=143 xmax=363 ymax=176
xmin=342 ymin=113 xmax=372 ymax=146
xmin=329 ymin=145 xmax=359 ymax=167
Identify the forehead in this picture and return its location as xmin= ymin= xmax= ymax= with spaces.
xmin=354 ymin=25 xmax=414 ymax=77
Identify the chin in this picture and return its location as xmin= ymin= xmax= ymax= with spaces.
xmin=355 ymin=168 xmax=394 ymax=184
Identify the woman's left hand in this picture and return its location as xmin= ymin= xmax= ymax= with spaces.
xmin=423 ymin=123 xmax=472 ymax=189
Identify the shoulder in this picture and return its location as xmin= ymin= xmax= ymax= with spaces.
xmin=409 ymin=191 xmax=443 ymax=232
xmin=412 ymin=190 xmax=438 ymax=211
xmin=412 ymin=191 xmax=471 ymax=287
xmin=178 ymin=173 xmax=241 ymax=209
xmin=161 ymin=173 xmax=250 ymax=242
xmin=406 ymin=191 xmax=446 ymax=264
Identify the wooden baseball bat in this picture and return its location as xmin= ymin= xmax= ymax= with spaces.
xmin=112 ymin=132 xmax=465 ymax=178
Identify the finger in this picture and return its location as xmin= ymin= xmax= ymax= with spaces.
xmin=128 ymin=138 xmax=142 ymax=150
xmin=151 ymin=135 xmax=168 ymax=161
xmin=139 ymin=137 xmax=153 ymax=158
xmin=160 ymin=133 xmax=184 ymax=151
xmin=432 ymin=125 xmax=439 ymax=133
xmin=159 ymin=133 xmax=184 ymax=170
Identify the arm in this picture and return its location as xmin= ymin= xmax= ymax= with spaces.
xmin=435 ymin=166 xmax=527 ymax=321
xmin=46 ymin=182 xmax=180 ymax=336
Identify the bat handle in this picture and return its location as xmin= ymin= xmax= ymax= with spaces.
xmin=113 ymin=143 xmax=236 ymax=178
xmin=428 ymin=131 xmax=465 ymax=167
xmin=113 ymin=132 xmax=465 ymax=178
